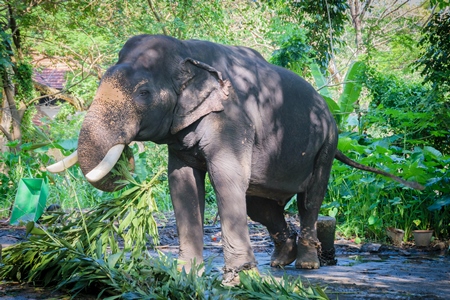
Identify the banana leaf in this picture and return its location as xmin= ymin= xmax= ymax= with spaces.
xmin=338 ymin=61 xmax=366 ymax=127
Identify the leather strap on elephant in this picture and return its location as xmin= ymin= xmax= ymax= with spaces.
xmin=222 ymin=261 xmax=258 ymax=284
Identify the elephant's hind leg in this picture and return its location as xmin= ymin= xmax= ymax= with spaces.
xmin=296 ymin=146 xmax=335 ymax=269
xmin=296 ymin=190 xmax=322 ymax=269
xmin=246 ymin=196 xmax=297 ymax=267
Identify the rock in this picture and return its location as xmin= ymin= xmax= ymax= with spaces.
xmin=399 ymin=249 xmax=411 ymax=256
xmin=360 ymin=243 xmax=382 ymax=253
xmin=432 ymin=242 xmax=447 ymax=251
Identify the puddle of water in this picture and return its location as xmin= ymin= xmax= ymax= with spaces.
xmin=340 ymin=252 xmax=450 ymax=268
xmin=341 ymin=254 xmax=390 ymax=266
xmin=402 ymin=254 xmax=449 ymax=264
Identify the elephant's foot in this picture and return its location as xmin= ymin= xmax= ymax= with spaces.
xmin=295 ymin=237 xmax=321 ymax=269
xmin=270 ymin=232 xmax=298 ymax=267
xmin=222 ymin=262 xmax=258 ymax=286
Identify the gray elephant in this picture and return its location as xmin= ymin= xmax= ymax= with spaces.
xmin=47 ymin=35 xmax=422 ymax=283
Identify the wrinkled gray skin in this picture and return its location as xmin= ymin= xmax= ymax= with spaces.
xmin=76 ymin=35 xmax=416 ymax=280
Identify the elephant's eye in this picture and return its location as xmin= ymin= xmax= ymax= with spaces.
xmin=138 ymin=90 xmax=150 ymax=97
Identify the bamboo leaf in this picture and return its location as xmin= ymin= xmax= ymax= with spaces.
xmin=25 ymin=221 xmax=35 ymax=236
xmin=119 ymin=209 xmax=135 ymax=233
xmin=120 ymin=185 xmax=141 ymax=197
xmin=96 ymin=238 xmax=103 ymax=259
xmin=107 ymin=253 xmax=122 ymax=269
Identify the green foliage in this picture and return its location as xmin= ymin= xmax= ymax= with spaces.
xmin=415 ymin=8 xmax=450 ymax=94
xmin=307 ymin=61 xmax=366 ymax=128
xmin=337 ymin=61 xmax=366 ymax=127
xmin=0 ymin=139 xmax=98 ymax=218
xmin=0 ymin=141 xmax=49 ymax=215
xmin=0 ymin=30 xmax=13 ymax=71
xmin=0 ymin=236 xmax=329 ymax=299
xmin=309 ymin=62 xmax=341 ymax=125
xmin=269 ymin=28 xmax=313 ymax=77
xmin=323 ymin=133 xmax=450 ymax=240
xmin=13 ymin=62 xmax=34 ymax=101
xmin=363 ymin=68 xmax=450 ymax=152
xmin=268 ymin=0 xmax=348 ymax=72
xmin=0 ymin=108 xmax=107 ymax=216
xmin=287 ymin=0 xmax=348 ymax=71
xmin=0 ymin=164 xmax=160 ymax=287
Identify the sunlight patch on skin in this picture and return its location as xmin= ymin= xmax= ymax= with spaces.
xmin=93 ymin=76 xmax=131 ymax=108
xmin=133 ymin=79 xmax=150 ymax=93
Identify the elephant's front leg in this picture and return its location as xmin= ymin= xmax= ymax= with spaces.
xmin=207 ymin=157 xmax=257 ymax=284
xmin=168 ymin=150 xmax=206 ymax=271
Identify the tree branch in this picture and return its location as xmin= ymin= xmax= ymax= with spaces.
xmin=378 ymin=2 xmax=426 ymax=34
xmin=147 ymin=0 xmax=168 ymax=35
xmin=360 ymin=0 xmax=372 ymax=21
xmin=0 ymin=124 xmax=13 ymax=141
xmin=32 ymin=80 xmax=84 ymax=110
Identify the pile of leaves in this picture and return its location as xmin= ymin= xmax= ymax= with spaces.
xmin=0 ymin=162 xmax=328 ymax=299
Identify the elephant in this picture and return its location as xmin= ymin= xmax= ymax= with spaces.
xmin=47 ymin=34 xmax=423 ymax=283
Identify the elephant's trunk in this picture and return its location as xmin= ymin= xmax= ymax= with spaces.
xmin=47 ymin=66 xmax=142 ymax=192
xmin=76 ymin=108 xmax=136 ymax=192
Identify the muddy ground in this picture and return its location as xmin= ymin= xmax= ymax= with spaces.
xmin=1 ymin=216 xmax=449 ymax=299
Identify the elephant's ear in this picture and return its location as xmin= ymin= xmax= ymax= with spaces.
xmin=171 ymin=58 xmax=231 ymax=134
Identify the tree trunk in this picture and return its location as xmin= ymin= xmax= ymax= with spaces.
xmin=0 ymin=93 xmax=13 ymax=152
xmin=2 ymin=70 xmax=22 ymax=143
xmin=328 ymin=59 xmax=343 ymax=90
xmin=348 ymin=0 xmax=363 ymax=53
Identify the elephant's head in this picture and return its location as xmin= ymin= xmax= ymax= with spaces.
xmin=47 ymin=35 xmax=230 ymax=191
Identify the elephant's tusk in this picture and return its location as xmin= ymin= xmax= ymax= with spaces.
xmin=85 ymin=144 xmax=125 ymax=183
xmin=46 ymin=151 xmax=79 ymax=173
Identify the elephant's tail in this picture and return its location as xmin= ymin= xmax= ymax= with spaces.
xmin=334 ymin=150 xmax=425 ymax=190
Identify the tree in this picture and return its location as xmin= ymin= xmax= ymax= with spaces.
xmin=0 ymin=0 xmax=141 ymax=150
xmin=269 ymin=0 xmax=348 ymax=72
xmin=416 ymin=6 xmax=450 ymax=95
xmin=0 ymin=2 xmax=29 ymax=150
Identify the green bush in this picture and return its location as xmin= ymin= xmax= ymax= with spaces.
xmin=323 ymin=132 xmax=450 ymax=240
xmin=362 ymin=68 xmax=450 ymax=152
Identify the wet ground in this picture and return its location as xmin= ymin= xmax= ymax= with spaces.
xmin=1 ymin=218 xmax=449 ymax=299
xmin=258 ymin=247 xmax=449 ymax=300
xmin=157 ymin=222 xmax=450 ymax=300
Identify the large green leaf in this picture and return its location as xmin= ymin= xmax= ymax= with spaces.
xmin=310 ymin=62 xmax=333 ymax=99
xmin=337 ymin=136 xmax=366 ymax=154
xmin=428 ymin=196 xmax=450 ymax=211
xmin=309 ymin=62 xmax=341 ymax=123
xmin=323 ymin=95 xmax=341 ymax=122
xmin=338 ymin=61 xmax=366 ymax=126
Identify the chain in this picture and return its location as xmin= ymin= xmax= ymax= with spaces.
xmin=222 ymin=261 xmax=257 ymax=284
xmin=319 ymin=247 xmax=337 ymax=266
